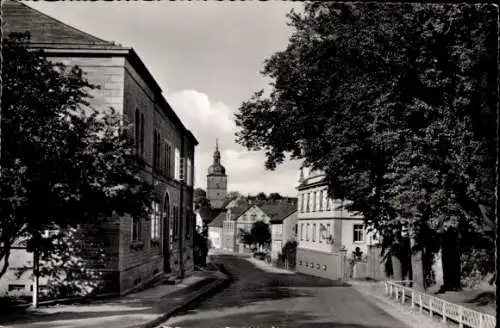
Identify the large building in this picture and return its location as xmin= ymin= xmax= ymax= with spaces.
xmin=2 ymin=1 xmax=198 ymax=295
xmin=206 ymin=140 xmax=228 ymax=209
xmin=295 ymin=167 xmax=378 ymax=280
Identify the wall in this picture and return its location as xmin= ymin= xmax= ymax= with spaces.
xmin=209 ymin=227 xmax=222 ymax=249
xmin=207 ymin=175 xmax=227 ymax=209
xmin=296 ymin=248 xmax=345 ymax=280
xmin=282 ymin=212 xmax=298 ymax=243
xmin=297 ymin=218 xmax=335 ymax=253
xmin=0 ymin=248 xmax=49 ymax=297
xmin=47 ymin=56 xmax=125 ymax=116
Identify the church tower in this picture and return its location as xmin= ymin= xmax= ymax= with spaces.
xmin=207 ymin=139 xmax=227 ymax=209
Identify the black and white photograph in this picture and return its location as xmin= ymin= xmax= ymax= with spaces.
xmin=0 ymin=1 xmax=498 ymax=328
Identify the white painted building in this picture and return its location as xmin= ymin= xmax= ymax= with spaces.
xmin=296 ymin=167 xmax=379 ymax=280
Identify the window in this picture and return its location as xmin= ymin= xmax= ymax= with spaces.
xmin=319 ymin=191 xmax=323 ymax=211
xmin=323 ymin=190 xmax=328 ymax=211
xmin=327 ymin=199 xmax=333 ymax=211
xmin=151 ymin=201 xmax=161 ymax=244
xmin=174 ymin=148 xmax=180 ymax=180
xmin=300 ymin=223 xmax=304 ymax=241
xmin=353 ymin=224 xmax=364 ymax=243
xmin=163 ymin=143 xmax=170 ymax=176
xmin=315 ymin=191 xmax=320 ymax=212
xmin=153 ymin=130 xmax=159 ymax=171
xmin=306 ymin=223 xmax=310 ymax=241
xmin=312 ymin=223 xmax=316 ymax=242
xmin=294 ymin=224 xmax=298 ymax=235
xmin=140 ymin=113 xmax=145 ymax=156
xmin=312 ymin=192 xmax=316 ymax=212
xmin=167 ymin=144 xmax=172 ymax=177
xmin=187 ymin=158 xmax=192 ymax=186
xmin=251 ymin=214 xmax=257 ymax=222
xmin=135 ymin=109 xmax=140 ymax=154
xmin=132 ymin=217 xmax=142 ymax=241
xmin=179 ymin=157 xmax=185 ymax=181
xmin=306 ymin=193 xmax=311 ymax=212
xmin=8 ymin=284 xmax=24 ymax=291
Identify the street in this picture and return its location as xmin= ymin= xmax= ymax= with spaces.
xmin=160 ymin=254 xmax=409 ymax=328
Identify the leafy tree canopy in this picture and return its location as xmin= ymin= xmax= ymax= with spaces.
xmin=235 ymin=3 xmax=497 ymax=290
xmin=0 ymin=33 xmax=153 ymax=279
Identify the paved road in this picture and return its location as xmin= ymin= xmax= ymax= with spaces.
xmin=159 ymin=254 xmax=409 ymax=328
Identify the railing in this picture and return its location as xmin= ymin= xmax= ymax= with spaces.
xmin=384 ymin=281 xmax=496 ymax=328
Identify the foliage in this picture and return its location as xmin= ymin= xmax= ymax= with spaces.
xmin=268 ymin=193 xmax=283 ymax=201
xmin=194 ymin=188 xmax=211 ymax=210
xmin=280 ymin=240 xmax=297 ymax=269
xmin=0 ymin=33 xmax=153 ymax=280
xmin=227 ymin=191 xmax=243 ymax=200
xmin=256 ymin=192 xmax=268 ymax=201
xmin=193 ymin=225 xmax=210 ymax=267
xmin=239 ymin=228 xmax=253 ymax=247
xmin=234 ymin=3 xmax=496 ymax=291
xmin=250 ymin=221 xmax=271 ymax=249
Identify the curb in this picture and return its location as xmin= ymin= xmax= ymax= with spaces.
xmin=140 ymin=268 xmax=232 ymax=328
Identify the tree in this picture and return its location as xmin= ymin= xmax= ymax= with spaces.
xmin=227 ymin=191 xmax=242 ymax=200
xmin=268 ymin=192 xmax=283 ymax=201
xmin=239 ymin=228 xmax=253 ymax=248
xmin=250 ymin=221 xmax=271 ymax=252
xmin=194 ymin=188 xmax=211 ymax=210
xmin=235 ymin=3 xmax=496 ymax=291
xmin=0 ymin=33 xmax=153 ymax=280
xmin=256 ymin=192 xmax=267 ymax=201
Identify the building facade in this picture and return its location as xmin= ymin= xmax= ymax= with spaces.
xmin=267 ymin=205 xmax=298 ymax=261
xmin=295 ymin=167 xmax=378 ymax=280
xmin=206 ymin=141 xmax=228 ymax=209
xmin=3 ymin=1 xmax=198 ymax=295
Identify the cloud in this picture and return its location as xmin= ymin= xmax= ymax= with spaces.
xmin=168 ymin=90 xmax=301 ymax=197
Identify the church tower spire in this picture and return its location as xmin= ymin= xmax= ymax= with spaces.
xmin=207 ymin=138 xmax=228 ymax=209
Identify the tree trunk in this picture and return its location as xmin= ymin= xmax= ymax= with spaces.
xmin=439 ymin=228 xmax=462 ymax=292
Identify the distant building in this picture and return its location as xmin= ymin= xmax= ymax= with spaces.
xmin=206 ymin=140 xmax=228 ymax=209
xmin=3 ymin=1 xmax=198 ymax=295
xmin=262 ymin=204 xmax=298 ymax=261
xmin=295 ymin=167 xmax=378 ymax=280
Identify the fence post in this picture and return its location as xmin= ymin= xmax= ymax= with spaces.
xmin=479 ymin=314 xmax=484 ymax=328
xmin=390 ymin=284 xmax=393 ymax=297
xmin=458 ymin=307 xmax=463 ymax=328
xmin=442 ymin=301 xmax=446 ymax=323
xmin=401 ymin=287 xmax=405 ymax=304
xmin=411 ymin=291 xmax=414 ymax=308
xmin=419 ymin=294 xmax=423 ymax=313
xmin=429 ymin=297 xmax=433 ymax=318
xmin=395 ymin=286 xmax=399 ymax=301
xmin=385 ymin=282 xmax=388 ymax=295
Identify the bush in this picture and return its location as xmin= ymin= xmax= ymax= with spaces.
xmin=253 ymin=252 xmax=267 ymax=260
xmin=281 ymin=240 xmax=297 ymax=269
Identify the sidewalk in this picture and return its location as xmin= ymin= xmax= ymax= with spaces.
xmin=0 ymin=269 xmax=230 ymax=328
xmin=349 ymin=280 xmax=447 ymax=328
xmin=243 ymin=256 xmax=296 ymax=275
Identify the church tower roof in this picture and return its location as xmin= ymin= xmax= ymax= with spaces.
xmin=208 ymin=139 xmax=226 ymax=176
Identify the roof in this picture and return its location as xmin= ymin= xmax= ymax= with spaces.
xmin=228 ymin=204 xmax=252 ymax=221
xmin=260 ymin=203 xmax=297 ymax=224
xmin=2 ymin=1 xmax=199 ymax=147
xmin=2 ymin=1 xmax=118 ymax=48
xmin=198 ymin=207 xmax=225 ymax=225
xmin=208 ymin=211 xmax=226 ymax=228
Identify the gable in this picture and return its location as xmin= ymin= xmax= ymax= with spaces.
xmin=3 ymin=1 xmax=117 ymax=47
xmin=236 ymin=205 xmax=270 ymax=224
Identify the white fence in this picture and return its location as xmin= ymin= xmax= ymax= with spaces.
xmin=384 ymin=281 xmax=496 ymax=328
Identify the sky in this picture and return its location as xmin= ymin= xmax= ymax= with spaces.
xmin=28 ymin=1 xmax=304 ymax=197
